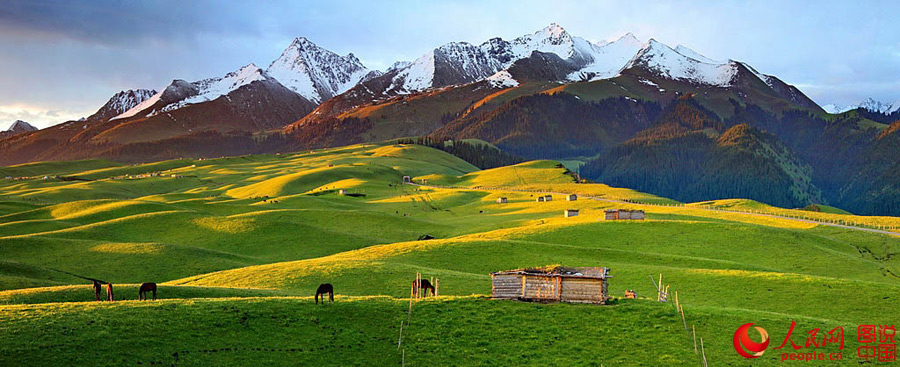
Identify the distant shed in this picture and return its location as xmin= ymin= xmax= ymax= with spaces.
xmin=567 ymin=194 xmax=577 ymax=201
xmin=544 ymin=195 xmax=553 ymax=202
xmin=536 ymin=196 xmax=545 ymax=202
xmin=402 ymin=176 xmax=411 ymax=183
xmin=564 ymin=209 xmax=579 ymax=217
xmin=604 ymin=209 xmax=645 ymax=220
xmin=497 ymin=197 xmax=508 ymax=204
xmin=491 ymin=266 xmax=610 ymax=304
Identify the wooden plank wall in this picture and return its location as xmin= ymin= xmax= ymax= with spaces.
xmin=491 ymin=274 xmax=523 ymax=299
xmin=523 ymin=276 xmax=560 ymax=300
xmin=560 ymin=278 xmax=606 ymax=304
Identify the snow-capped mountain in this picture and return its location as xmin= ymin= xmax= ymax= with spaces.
xmin=5 ymin=120 xmax=38 ymax=133
xmin=87 ymin=89 xmax=157 ymax=121
xmin=379 ymin=23 xmax=767 ymax=95
xmin=858 ymin=98 xmax=900 ymax=114
xmin=623 ymin=39 xmax=738 ymax=87
xmin=266 ymin=37 xmax=373 ymax=103
xmin=113 ymin=64 xmax=274 ymax=120
xmin=821 ymin=104 xmax=855 ymax=114
xmin=821 ymin=98 xmax=900 ymax=114
xmin=387 ymin=23 xmax=646 ymax=93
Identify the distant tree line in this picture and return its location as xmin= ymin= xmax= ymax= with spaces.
xmin=396 ymin=136 xmax=524 ymax=169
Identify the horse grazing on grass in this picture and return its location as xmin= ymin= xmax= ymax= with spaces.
xmin=138 ymin=283 xmax=157 ymax=301
xmin=92 ymin=280 xmax=103 ymax=301
xmin=106 ymin=283 xmax=114 ymax=301
xmin=412 ymin=279 xmax=435 ymax=298
xmin=315 ymin=283 xmax=334 ymax=305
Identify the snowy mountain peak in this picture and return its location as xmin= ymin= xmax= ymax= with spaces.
xmin=615 ymin=32 xmax=642 ymax=46
xmin=6 ymin=120 xmax=38 ymax=133
xmin=266 ymin=36 xmax=371 ymax=103
xmin=858 ymin=98 xmax=898 ymax=114
xmin=674 ymin=45 xmax=720 ymax=64
xmin=626 ymin=39 xmax=738 ymax=87
xmin=824 ymin=98 xmax=900 ymax=114
xmin=540 ymin=23 xmax=570 ymax=40
xmin=87 ymin=88 xmax=158 ymax=121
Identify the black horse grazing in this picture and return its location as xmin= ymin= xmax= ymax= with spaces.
xmin=106 ymin=283 xmax=114 ymax=301
xmin=138 ymin=282 xmax=157 ymax=301
xmin=412 ymin=279 xmax=435 ymax=298
xmin=92 ymin=280 xmax=103 ymax=301
xmin=315 ymin=283 xmax=334 ymax=305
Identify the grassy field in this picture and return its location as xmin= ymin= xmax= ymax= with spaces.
xmin=1 ymin=142 xmax=898 ymax=366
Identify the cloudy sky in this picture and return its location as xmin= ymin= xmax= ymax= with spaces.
xmin=1 ymin=0 xmax=898 ymax=128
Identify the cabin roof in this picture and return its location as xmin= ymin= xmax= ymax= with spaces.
xmin=491 ymin=266 xmax=609 ymax=279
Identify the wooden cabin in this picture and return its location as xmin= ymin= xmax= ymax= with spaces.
xmin=567 ymin=194 xmax=577 ymax=201
xmin=497 ymin=197 xmax=508 ymax=204
xmin=537 ymin=196 xmax=545 ymax=202
xmin=544 ymin=195 xmax=553 ymax=202
xmin=564 ymin=209 xmax=579 ymax=217
xmin=491 ymin=266 xmax=610 ymax=304
xmin=604 ymin=209 xmax=645 ymax=220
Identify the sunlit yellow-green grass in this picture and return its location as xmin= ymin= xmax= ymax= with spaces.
xmin=689 ymin=198 xmax=900 ymax=230
xmin=1 ymin=142 xmax=899 ymax=366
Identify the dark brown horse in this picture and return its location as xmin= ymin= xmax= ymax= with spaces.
xmin=315 ymin=283 xmax=334 ymax=305
xmin=412 ymin=279 xmax=435 ymax=298
xmin=138 ymin=282 xmax=157 ymax=301
xmin=92 ymin=280 xmax=103 ymax=301
xmin=106 ymin=283 xmax=114 ymax=301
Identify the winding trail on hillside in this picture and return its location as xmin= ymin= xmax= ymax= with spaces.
xmin=404 ymin=182 xmax=900 ymax=237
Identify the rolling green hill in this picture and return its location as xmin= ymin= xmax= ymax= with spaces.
xmin=1 ymin=143 xmax=899 ymax=366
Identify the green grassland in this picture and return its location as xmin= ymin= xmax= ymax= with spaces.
xmin=1 ymin=142 xmax=898 ymax=366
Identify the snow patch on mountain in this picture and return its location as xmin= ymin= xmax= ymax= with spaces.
xmin=568 ymin=33 xmax=644 ymax=81
xmin=486 ymin=70 xmax=519 ymax=88
xmin=88 ymin=89 xmax=158 ymax=121
xmin=674 ymin=45 xmax=720 ymax=64
xmin=387 ymin=61 xmax=411 ymax=72
xmin=394 ymin=51 xmax=436 ymax=92
xmin=179 ymin=64 xmax=268 ymax=106
xmin=114 ymin=90 xmax=165 ymax=120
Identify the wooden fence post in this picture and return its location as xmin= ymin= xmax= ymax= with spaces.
xmin=700 ymin=338 xmax=708 ymax=367
xmin=397 ymin=321 xmax=403 ymax=350
xmin=692 ymin=324 xmax=698 ymax=354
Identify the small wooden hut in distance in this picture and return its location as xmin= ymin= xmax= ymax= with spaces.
xmin=564 ymin=209 xmax=579 ymax=217
xmin=491 ymin=266 xmax=610 ymax=304
xmin=496 ymin=197 xmax=508 ymax=204
xmin=567 ymin=194 xmax=577 ymax=201
xmin=604 ymin=209 xmax=646 ymax=220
